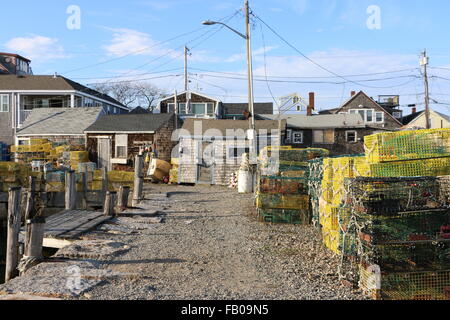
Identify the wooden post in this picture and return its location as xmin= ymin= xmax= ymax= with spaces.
xmin=103 ymin=191 xmax=116 ymax=216
xmin=24 ymin=216 xmax=45 ymax=259
xmin=82 ymin=167 xmax=88 ymax=209
xmin=65 ymin=170 xmax=76 ymax=210
xmin=133 ymin=155 xmax=144 ymax=206
xmin=102 ymin=166 xmax=108 ymax=194
xmin=24 ymin=176 xmax=36 ymax=221
xmin=117 ymin=186 xmax=130 ymax=211
xmin=5 ymin=187 xmax=22 ymax=282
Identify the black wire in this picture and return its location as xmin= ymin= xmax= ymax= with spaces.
xmin=252 ymin=12 xmax=421 ymax=90
xmin=189 ymin=66 xmax=420 ymax=79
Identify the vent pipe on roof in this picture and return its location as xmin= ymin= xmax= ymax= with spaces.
xmin=53 ymin=72 xmax=58 ymax=78
xmin=351 ymin=91 xmax=356 ymax=97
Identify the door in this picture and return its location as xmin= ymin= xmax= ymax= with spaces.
xmin=97 ymin=137 xmax=112 ymax=171
xmin=197 ymin=141 xmax=214 ymax=184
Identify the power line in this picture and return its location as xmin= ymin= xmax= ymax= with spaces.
xmin=86 ymin=74 xmax=181 ymax=86
xmin=60 ymin=27 xmax=208 ymax=75
xmin=193 ymin=73 xmax=420 ymax=85
xmin=252 ymin=12 xmax=420 ymax=90
xmin=189 ymin=66 xmax=420 ymax=79
xmin=70 ymin=68 xmax=184 ymax=80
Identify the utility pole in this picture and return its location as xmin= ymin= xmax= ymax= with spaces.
xmin=421 ymin=50 xmax=431 ymax=129
xmin=174 ymin=90 xmax=178 ymax=129
xmin=184 ymin=46 xmax=190 ymax=92
xmin=184 ymin=46 xmax=192 ymax=114
xmin=245 ymin=0 xmax=257 ymax=163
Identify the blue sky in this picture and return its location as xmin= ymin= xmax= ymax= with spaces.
xmin=1 ymin=0 xmax=450 ymax=115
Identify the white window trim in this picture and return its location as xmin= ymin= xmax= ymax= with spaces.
xmin=115 ymin=134 xmax=128 ymax=159
xmin=292 ymin=130 xmax=304 ymax=144
xmin=349 ymin=109 xmax=375 ymax=123
xmin=168 ymin=102 xmax=215 ymax=116
xmin=285 ymin=129 xmax=292 ymax=143
xmin=375 ymin=111 xmax=385 ymax=123
xmin=346 ymin=130 xmax=358 ymax=143
xmin=0 ymin=94 xmax=10 ymax=112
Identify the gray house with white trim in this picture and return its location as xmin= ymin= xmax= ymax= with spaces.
xmin=0 ymin=74 xmax=129 ymax=145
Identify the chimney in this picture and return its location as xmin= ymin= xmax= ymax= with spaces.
xmin=412 ymin=107 xmax=417 ymax=114
xmin=351 ymin=91 xmax=356 ymax=97
xmin=307 ymin=92 xmax=315 ymax=116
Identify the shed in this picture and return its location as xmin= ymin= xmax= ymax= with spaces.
xmin=84 ymin=113 xmax=176 ymax=171
xmin=178 ymin=118 xmax=285 ymax=185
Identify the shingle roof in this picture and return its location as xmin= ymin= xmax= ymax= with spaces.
xmin=258 ymin=114 xmax=366 ymax=129
xmin=0 ymin=75 xmax=126 ymax=108
xmin=401 ymin=111 xmax=423 ymax=125
xmin=85 ymin=113 xmax=174 ymax=132
xmin=128 ymin=106 xmax=151 ymax=114
xmin=17 ymin=107 xmax=104 ymax=136
xmin=222 ymin=102 xmax=274 ymax=115
xmin=181 ymin=118 xmax=285 ymax=136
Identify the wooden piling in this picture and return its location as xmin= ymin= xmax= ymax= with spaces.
xmin=103 ymin=191 xmax=117 ymax=216
xmin=24 ymin=176 xmax=36 ymax=221
xmin=24 ymin=216 xmax=46 ymax=259
xmin=133 ymin=155 xmax=144 ymax=205
xmin=102 ymin=166 xmax=108 ymax=194
xmin=5 ymin=187 xmax=22 ymax=282
xmin=82 ymin=167 xmax=88 ymax=209
xmin=65 ymin=170 xmax=76 ymax=210
xmin=117 ymin=186 xmax=130 ymax=210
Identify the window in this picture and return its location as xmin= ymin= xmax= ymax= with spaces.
xmin=285 ymin=129 xmax=292 ymax=144
xmin=192 ymin=103 xmax=206 ymax=115
xmin=228 ymin=147 xmax=250 ymax=159
xmin=375 ymin=112 xmax=384 ymax=123
xmin=292 ymin=131 xmax=304 ymax=144
xmin=167 ymin=103 xmax=175 ymax=113
xmin=349 ymin=109 xmax=374 ymax=123
xmin=313 ymin=130 xmax=334 ymax=144
xmin=366 ymin=110 xmax=373 ymax=122
xmin=392 ymin=111 xmax=402 ymax=119
xmin=115 ymin=134 xmax=128 ymax=158
xmin=346 ymin=131 xmax=357 ymax=143
xmin=0 ymin=94 xmax=10 ymax=112
xmin=178 ymin=103 xmax=187 ymax=114
xmin=207 ymin=103 xmax=215 ymax=115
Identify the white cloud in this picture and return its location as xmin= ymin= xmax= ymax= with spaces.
xmin=5 ymin=35 xmax=67 ymax=62
xmin=103 ymin=28 xmax=230 ymax=64
xmin=103 ymin=28 xmax=178 ymax=58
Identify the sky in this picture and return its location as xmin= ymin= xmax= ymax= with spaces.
xmin=1 ymin=0 xmax=450 ymax=115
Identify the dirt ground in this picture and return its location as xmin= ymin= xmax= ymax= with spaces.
xmin=71 ymin=183 xmax=364 ymax=300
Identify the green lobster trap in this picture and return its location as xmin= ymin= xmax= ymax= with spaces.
xmin=257 ymin=208 xmax=311 ymax=225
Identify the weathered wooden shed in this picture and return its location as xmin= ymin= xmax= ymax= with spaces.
xmin=84 ymin=113 xmax=176 ymax=171
xmin=15 ymin=107 xmax=104 ymax=146
xmin=178 ymin=118 xmax=284 ymax=185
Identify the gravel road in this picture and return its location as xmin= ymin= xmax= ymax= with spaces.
xmin=74 ymin=184 xmax=364 ymax=300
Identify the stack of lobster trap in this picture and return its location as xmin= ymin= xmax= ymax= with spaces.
xmin=339 ymin=176 xmax=450 ymax=300
xmin=256 ymin=147 xmax=328 ymax=224
xmin=327 ymin=128 xmax=450 ymax=300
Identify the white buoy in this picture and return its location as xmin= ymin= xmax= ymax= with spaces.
xmin=238 ymin=170 xmax=253 ymax=193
